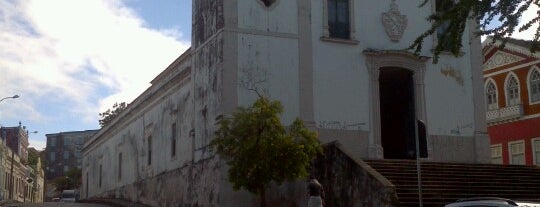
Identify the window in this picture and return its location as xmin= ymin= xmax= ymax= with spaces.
xmin=148 ymin=136 xmax=152 ymax=166
xmin=99 ymin=164 xmax=102 ymax=188
xmin=506 ymin=75 xmax=520 ymax=106
xmin=64 ymin=138 xmax=71 ymax=146
xmin=118 ymin=153 xmax=122 ymax=180
xmin=326 ymin=0 xmax=351 ymax=39
xmin=64 ymin=166 xmax=69 ymax=173
xmin=64 ymin=151 xmax=69 ymax=160
xmin=435 ymin=0 xmax=455 ymax=50
xmin=50 ymin=153 xmax=55 ymax=162
xmin=533 ymin=139 xmax=540 ymax=165
xmin=171 ymin=123 xmax=177 ymax=157
xmin=486 ymin=80 xmax=498 ymax=110
xmin=509 ymin=141 xmax=525 ymax=165
xmin=491 ymin=144 xmax=503 ymax=164
xmin=49 ymin=137 xmax=56 ymax=147
xmin=529 ymin=69 xmax=540 ymax=103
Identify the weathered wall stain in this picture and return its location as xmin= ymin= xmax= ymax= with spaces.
xmin=440 ymin=66 xmax=464 ymax=86
xmin=193 ymin=0 xmax=224 ymax=47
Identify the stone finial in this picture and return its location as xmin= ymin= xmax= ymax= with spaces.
xmin=381 ymin=0 xmax=408 ymax=42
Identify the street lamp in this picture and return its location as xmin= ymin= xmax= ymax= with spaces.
xmin=0 ymin=95 xmax=20 ymax=103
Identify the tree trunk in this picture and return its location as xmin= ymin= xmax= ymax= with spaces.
xmin=260 ymin=188 xmax=266 ymax=207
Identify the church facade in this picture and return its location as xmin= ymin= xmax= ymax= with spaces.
xmin=82 ymin=0 xmax=488 ymax=206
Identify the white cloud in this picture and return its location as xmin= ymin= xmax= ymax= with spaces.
xmin=29 ymin=138 xmax=46 ymax=151
xmin=513 ymin=3 xmax=539 ymax=40
xmin=0 ymin=0 xmax=190 ymax=125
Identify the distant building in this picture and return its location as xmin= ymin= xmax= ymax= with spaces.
xmin=483 ymin=37 xmax=540 ymax=165
xmin=0 ymin=133 xmax=44 ymax=203
xmin=45 ymin=130 xmax=98 ymax=180
xmin=0 ymin=123 xmax=30 ymax=162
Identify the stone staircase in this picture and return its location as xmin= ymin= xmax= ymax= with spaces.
xmin=364 ymin=159 xmax=540 ymax=207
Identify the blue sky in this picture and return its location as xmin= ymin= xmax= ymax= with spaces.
xmin=0 ymin=0 xmax=192 ymax=150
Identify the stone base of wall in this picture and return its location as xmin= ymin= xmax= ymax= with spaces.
xmin=311 ymin=142 xmax=398 ymax=207
xmin=95 ymin=157 xmax=221 ymax=207
xmin=429 ymin=135 xmax=476 ymax=163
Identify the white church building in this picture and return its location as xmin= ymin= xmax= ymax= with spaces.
xmin=82 ymin=0 xmax=489 ymax=206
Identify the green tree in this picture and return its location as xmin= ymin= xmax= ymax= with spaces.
xmin=53 ymin=168 xmax=82 ymax=192
xmin=210 ymin=96 xmax=322 ymax=207
xmin=66 ymin=168 xmax=82 ymax=188
xmin=27 ymin=147 xmax=40 ymax=167
xmin=410 ymin=0 xmax=540 ymax=62
xmin=99 ymin=102 xmax=128 ymax=127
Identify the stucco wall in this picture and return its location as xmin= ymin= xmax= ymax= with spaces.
xmin=233 ymin=0 xmax=483 ymax=162
xmin=82 ymin=59 xmax=196 ymax=203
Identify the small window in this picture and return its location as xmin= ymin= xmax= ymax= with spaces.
xmin=327 ymin=0 xmax=350 ymax=39
xmin=64 ymin=138 xmax=71 ymax=146
xmin=171 ymin=123 xmax=177 ymax=157
xmin=118 ymin=153 xmax=122 ymax=180
xmin=49 ymin=137 xmax=56 ymax=147
xmin=530 ymin=69 xmax=540 ymax=103
xmin=533 ymin=139 xmax=540 ymax=165
xmin=50 ymin=153 xmax=55 ymax=162
xmin=64 ymin=151 xmax=69 ymax=160
xmin=64 ymin=166 xmax=69 ymax=173
xmin=509 ymin=141 xmax=525 ymax=165
xmin=507 ymin=75 xmax=520 ymax=106
xmin=148 ymin=136 xmax=152 ymax=166
xmin=99 ymin=164 xmax=102 ymax=188
xmin=491 ymin=145 xmax=503 ymax=164
xmin=486 ymin=80 xmax=498 ymax=110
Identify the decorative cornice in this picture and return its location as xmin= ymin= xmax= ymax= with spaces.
xmin=484 ymin=50 xmax=526 ymax=71
xmin=482 ymin=37 xmax=540 ymax=59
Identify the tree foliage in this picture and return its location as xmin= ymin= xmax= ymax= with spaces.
xmin=99 ymin=102 xmax=128 ymax=127
xmin=410 ymin=0 xmax=540 ymax=62
xmin=27 ymin=147 xmax=46 ymax=170
xmin=210 ymin=96 xmax=322 ymax=207
xmin=53 ymin=168 xmax=82 ymax=192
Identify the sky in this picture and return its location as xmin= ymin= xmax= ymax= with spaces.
xmin=0 ymin=0 xmax=191 ymax=150
xmin=0 ymin=1 xmax=538 ymax=151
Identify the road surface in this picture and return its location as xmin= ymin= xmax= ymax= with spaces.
xmin=3 ymin=202 xmax=112 ymax=207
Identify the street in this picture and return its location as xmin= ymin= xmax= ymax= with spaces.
xmin=2 ymin=202 xmax=112 ymax=207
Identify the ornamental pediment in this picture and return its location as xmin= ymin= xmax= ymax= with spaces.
xmin=484 ymin=50 xmax=526 ymax=70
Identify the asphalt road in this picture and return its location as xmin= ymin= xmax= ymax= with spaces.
xmin=2 ymin=202 xmax=112 ymax=207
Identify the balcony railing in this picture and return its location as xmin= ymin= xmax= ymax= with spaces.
xmin=486 ymin=104 xmax=523 ymax=124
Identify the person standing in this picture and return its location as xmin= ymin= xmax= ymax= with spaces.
xmin=307 ymin=175 xmax=325 ymax=207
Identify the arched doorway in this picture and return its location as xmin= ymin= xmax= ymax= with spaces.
xmin=363 ymin=50 xmax=430 ymax=159
xmin=379 ymin=67 xmax=416 ymax=159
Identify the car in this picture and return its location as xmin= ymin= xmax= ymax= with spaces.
xmin=445 ymin=197 xmax=540 ymax=207
xmin=60 ymin=189 xmax=80 ymax=203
